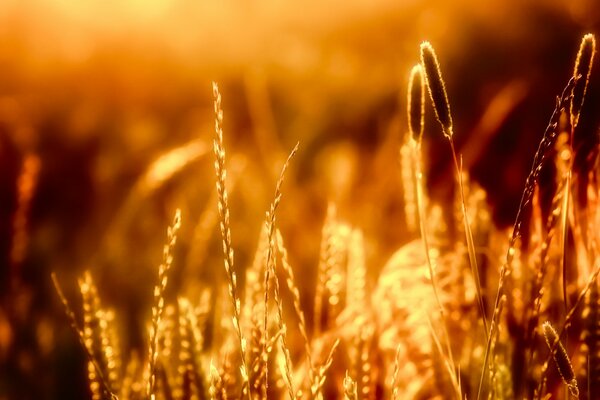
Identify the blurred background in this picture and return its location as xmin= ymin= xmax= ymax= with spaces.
xmin=1 ymin=0 xmax=600 ymax=398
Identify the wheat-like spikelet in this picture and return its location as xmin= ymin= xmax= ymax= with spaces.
xmin=400 ymin=141 xmax=418 ymax=232
xmin=346 ymin=229 xmax=367 ymax=316
xmin=408 ymin=64 xmax=425 ymax=143
xmin=420 ymin=42 xmax=452 ymax=138
xmin=571 ymin=34 xmax=596 ymax=128
xmin=357 ymin=325 xmax=375 ymax=400
xmin=78 ymin=272 xmax=105 ymax=400
xmin=324 ymin=223 xmax=350 ymax=327
xmin=314 ymin=203 xmax=338 ymax=336
xmin=269 ymin=240 xmax=296 ymax=400
xmin=543 ymin=321 xmax=579 ymax=398
xmin=51 ymin=273 xmax=117 ymax=400
xmin=244 ymin=225 xmax=269 ymax=332
xmin=212 ymin=82 xmax=250 ymax=398
xmin=147 ymin=209 xmax=182 ymax=399
xmin=210 ymin=360 xmax=229 ymax=400
xmin=343 ymin=371 xmax=358 ymax=400
xmin=120 ymin=351 xmax=142 ymax=400
xmin=311 ymin=338 xmax=340 ymax=400
xmin=261 ymin=142 xmax=299 ymax=398
xmin=98 ymin=309 xmax=120 ymax=393
xmin=271 ymin=271 xmax=296 ymax=400
xmin=275 ymin=229 xmax=316 ymax=390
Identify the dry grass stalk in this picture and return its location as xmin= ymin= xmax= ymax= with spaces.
xmin=148 ymin=208 xmax=182 ymax=399
xmin=571 ymin=34 xmax=596 ymax=128
xmin=542 ymin=321 xmax=579 ymax=398
xmin=420 ymin=40 xmax=488 ymax=342
xmin=212 ymin=81 xmax=250 ymax=397
xmin=262 ymin=142 xmax=299 ymax=398
xmin=411 ymin=54 xmax=459 ymax=389
xmin=480 ymin=76 xmax=578 ymax=400
xmin=425 ymin=316 xmax=462 ymax=399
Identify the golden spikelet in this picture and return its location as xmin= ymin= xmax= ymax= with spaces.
xmin=310 ymin=338 xmax=340 ymax=400
xmin=420 ymin=41 xmax=453 ymax=138
xmin=176 ymin=298 xmax=201 ymax=400
xmin=571 ymin=33 xmax=596 ymax=128
xmin=121 ymin=351 xmax=143 ymax=400
xmin=243 ymin=224 xmax=269 ymax=332
xmin=212 ymin=81 xmax=250 ymax=397
xmin=314 ymin=203 xmax=336 ymax=336
xmin=78 ymin=272 xmax=118 ymax=400
xmin=210 ymin=361 xmax=228 ymax=400
xmin=51 ymin=273 xmax=117 ymax=400
xmin=542 ymin=321 xmax=579 ymax=398
xmin=357 ymin=326 xmax=375 ymax=400
xmin=148 ymin=209 xmax=182 ymax=399
xmin=407 ymin=64 xmax=425 ymax=143
xmin=261 ymin=142 xmax=299 ymax=398
xmin=343 ymin=371 xmax=358 ymax=400
xmin=276 ymin=229 xmax=316 ymax=388
xmin=98 ymin=309 xmax=120 ymax=393
xmin=400 ymin=141 xmax=418 ymax=232
xmin=346 ymin=229 xmax=367 ymax=315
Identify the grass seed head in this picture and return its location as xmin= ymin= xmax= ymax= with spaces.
xmin=543 ymin=321 xmax=579 ymax=397
xmin=571 ymin=33 xmax=596 ymax=128
xmin=408 ymin=64 xmax=425 ymax=143
xmin=420 ymin=41 xmax=453 ymax=138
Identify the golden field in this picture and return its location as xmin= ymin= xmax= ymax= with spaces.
xmin=1 ymin=1 xmax=600 ymax=399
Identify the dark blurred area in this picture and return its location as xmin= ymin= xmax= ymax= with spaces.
xmin=1 ymin=0 xmax=600 ymax=398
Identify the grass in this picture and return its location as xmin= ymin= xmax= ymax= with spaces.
xmin=45 ymin=33 xmax=600 ymax=399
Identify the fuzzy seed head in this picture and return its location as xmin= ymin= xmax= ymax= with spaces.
xmin=408 ymin=64 xmax=425 ymax=143
xmin=420 ymin=41 xmax=453 ymax=138
xmin=543 ymin=321 xmax=578 ymax=396
xmin=571 ymin=33 xmax=596 ymax=128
